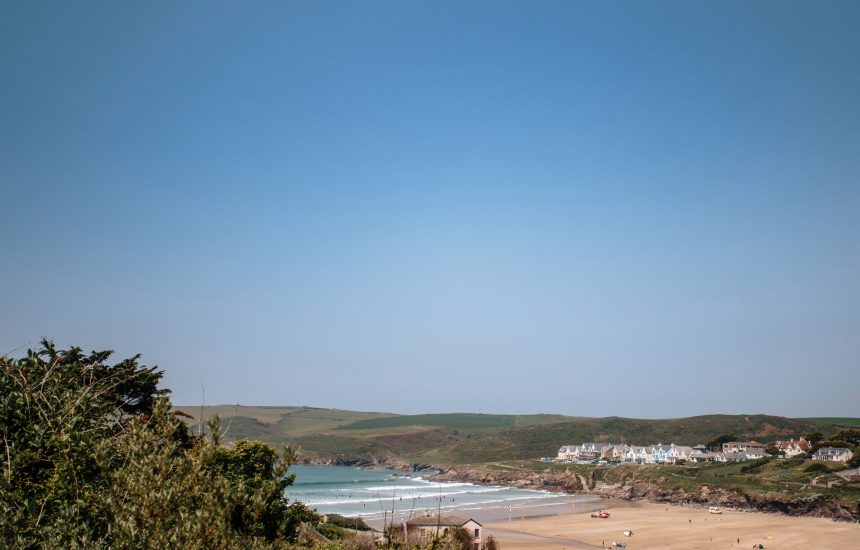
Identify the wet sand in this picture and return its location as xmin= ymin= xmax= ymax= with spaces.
xmin=484 ymin=501 xmax=860 ymax=549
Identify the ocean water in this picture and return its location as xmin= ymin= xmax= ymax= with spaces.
xmin=285 ymin=465 xmax=594 ymax=522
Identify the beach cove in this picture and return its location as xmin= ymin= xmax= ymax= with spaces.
xmin=484 ymin=501 xmax=860 ymax=549
xmin=285 ymin=465 xmax=603 ymax=527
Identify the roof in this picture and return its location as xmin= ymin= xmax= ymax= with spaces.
xmin=815 ymin=446 xmax=851 ymax=453
xmin=775 ymin=439 xmax=811 ymax=451
xmin=406 ymin=515 xmax=481 ymax=528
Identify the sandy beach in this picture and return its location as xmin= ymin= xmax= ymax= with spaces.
xmin=484 ymin=502 xmax=860 ymax=550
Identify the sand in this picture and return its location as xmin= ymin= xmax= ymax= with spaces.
xmin=483 ymin=502 xmax=859 ymax=549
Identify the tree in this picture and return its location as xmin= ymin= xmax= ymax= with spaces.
xmin=0 ymin=339 xmax=170 ymax=545
xmin=804 ymin=432 xmax=824 ymax=445
xmin=483 ymin=535 xmax=499 ymax=550
xmin=0 ymin=340 xmax=305 ymax=548
xmin=446 ymin=526 xmax=475 ymax=550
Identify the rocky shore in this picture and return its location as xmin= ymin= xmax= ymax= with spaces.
xmin=429 ymin=465 xmax=860 ymax=522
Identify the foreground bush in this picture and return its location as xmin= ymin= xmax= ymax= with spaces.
xmin=0 ymin=340 xmax=306 ymax=548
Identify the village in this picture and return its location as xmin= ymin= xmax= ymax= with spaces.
xmin=550 ymin=438 xmax=855 ymax=465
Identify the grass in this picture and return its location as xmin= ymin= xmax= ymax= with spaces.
xmin=801 ymin=417 xmax=860 ymax=428
xmin=338 ymin=413 xmax=520 ymax=431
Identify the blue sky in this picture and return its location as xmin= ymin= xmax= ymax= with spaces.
xmin=2 ymin=1 xmax=858 ymax=417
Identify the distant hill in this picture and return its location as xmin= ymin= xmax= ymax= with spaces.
xmin=174 ymin=405 xmax=857 ymax=465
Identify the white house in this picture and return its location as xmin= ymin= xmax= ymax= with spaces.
xmin=557 ymin=446 xmax=576 ymax=461
xmin=651 ymin=443 xmax=676 ymax=464
xmin=812 ymin=447 xmax=854 ymax=462
xmin=625 ymin=446 xmax=650 ymax=464
xmin=666 ymin=445 xmax=693 ymax=463
xmin=774 ymin=438 xmax=811 ymax=458
xmin=689 ymin=451 xmax=720 ymax=463
xmin=741 ymin=449 xmax=768 ymax=460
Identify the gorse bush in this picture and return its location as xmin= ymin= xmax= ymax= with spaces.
xmin=325 ymin=514 xmax=371 ymax=531
xmin=804 ymin=462 xmax=830 ymax=473
xmin=0 ymin=340 xmax=307 ymax=548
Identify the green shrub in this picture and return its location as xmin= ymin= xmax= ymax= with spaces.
xmin=325 ymin=513 xmax=371 ymax=531
xmin=0 ymin=340 xmax=304 ymax=548
xmin=804 ymin=462 xmax=830 ymax=473
xmin=317 ymin=522 xmax=347 ymax=540
xmin=740 ymin=457 xmax=771 ymax=473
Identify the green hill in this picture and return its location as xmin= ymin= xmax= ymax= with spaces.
xmin=339 ymin=413 xmax=571 ymax=431
xmin=174 ymin=405 xmax=858 ymax=465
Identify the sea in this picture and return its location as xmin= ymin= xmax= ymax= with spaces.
xmin=285 ymin=465 xmax=599 ymax=525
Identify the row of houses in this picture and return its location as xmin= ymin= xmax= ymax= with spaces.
xmin=556 ymin=442 xmax=702 ymax=464
xmin=555 ymin=439 xmax=854 ymax=465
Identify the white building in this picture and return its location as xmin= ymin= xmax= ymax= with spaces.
xmin=812 ymin=447 xmax=854 ymax=462
xmin=625 ymin=446 xmax=651 ymax=464
xmin=774 ymin=438 xmax=811 ymax=458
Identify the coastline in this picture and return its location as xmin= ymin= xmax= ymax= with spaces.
xmin=429 ymin=464 xmax=860 ymax=522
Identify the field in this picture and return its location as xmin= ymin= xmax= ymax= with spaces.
xmin=174 ymin=406 xmax=858 ymax=467
xmin=801 ymin=417 xmax=860 ymax=428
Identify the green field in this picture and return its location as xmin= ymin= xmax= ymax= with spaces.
xmin=175 ymin=405 xmax=859 ymax=467
xmin=338 ymin=413 xmax=571 ymax=431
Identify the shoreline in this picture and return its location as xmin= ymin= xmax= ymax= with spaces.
xmin=363 ymin=496 xmax=614 ymax=531
xmin=428 ymin=463 xmax=860 ymax=522
xmin=483 ymin=500 xmax=860 ymax=549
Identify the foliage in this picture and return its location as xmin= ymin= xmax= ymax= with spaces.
xmin=325 ymin=514 xmax=371 ymax=531
xmin=216 ymin=439 xmax=302 ymax=540
xmin=804 ymin=462 xmax=829 ymax=473
xmin=0 ymin=339 xmax=171 ymax=545
xmin=445 ymin=526 xmax=474 ymax=550
xmin=0 ymin=340 xmax=305 ymax=548
xmin=316 ymin=522 xmax=347 ymax=540
xmin=804 ymin=432 xmax=824 ymax=445
xmin=739 ymin=457 xmax=771 ymax=473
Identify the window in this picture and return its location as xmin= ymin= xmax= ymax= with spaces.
xmin=474 ymin=528 xmax=480 ymax=538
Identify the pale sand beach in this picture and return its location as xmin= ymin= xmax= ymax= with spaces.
xmin=484 ymin=502 xmax=860 ymax=550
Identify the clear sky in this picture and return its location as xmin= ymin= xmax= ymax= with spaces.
xmin=2 ymin=1 xmax=858 ymax=418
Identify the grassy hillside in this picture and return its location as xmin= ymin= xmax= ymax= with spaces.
xmin=174 ymin=405 xmax=858 ymax=465
xmin=339 ymin=413 xmax=570 ymax=431
xmin=801 ymin=417 xmax=860 ymax=428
